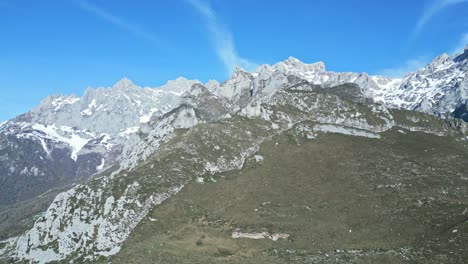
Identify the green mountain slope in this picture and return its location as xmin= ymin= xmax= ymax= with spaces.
xmin=109 ymin=120 xmax=468 ymax=263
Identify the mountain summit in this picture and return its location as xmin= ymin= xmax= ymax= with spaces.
xmin=112 ymin=77 xmax=138 ymax=90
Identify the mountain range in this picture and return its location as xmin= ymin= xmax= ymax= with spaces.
xmin=0 ymin=45 xmax=467 ymax=263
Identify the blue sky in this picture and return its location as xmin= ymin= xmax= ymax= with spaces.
xmin=0 ymin=0 xmax=467 ymax=121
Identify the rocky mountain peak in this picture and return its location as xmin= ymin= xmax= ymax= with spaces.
xmin=112 ymin=77 xmax=138 ymax=91
xmin=428 ymin=53 xmax=450 ymax=69
xmin=310 ymin=61 xmax=326 ymax=72
xmin=275 ymin=56 xmax=326 ymax=73
xmin=454 ymin=43 xmax=468 ymax=62
xmin=284 ymin=56 xmax=303 ymax=65
xmin=231 ymin=66 xmax=251 ymax=79
xmin=158 ymin=77 xmax=200 ymax=95
xmin=204 ymin=80 xmax=220 ymax=91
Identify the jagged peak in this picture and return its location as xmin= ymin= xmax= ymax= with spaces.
xmin=285 ymin=56 xmax=324 ymax=67
xmin=205 ymin=79 xmax=220 ymax=85
xmin=183 ymin=83 xmax=211 ymax=98
xmin=158 ymin=77 xmax=200 ymax=95
xmin=277 ymin=56 xmax=305 ymax=68
xmin=166 ymin=76 xmax=199 ymax=86
xmin=83 ymin=85 xmax=96 ymax=94
xmin=273 ymin=56 xmax=326 ymax=73
xmin=453 ymin=44 xmax=468 ymax=62
xmin=309 ymin=61 xmax=326 ymax=71
xmin=422 ymin=53 xmax=452 ymax=72
xmin=285 ymin=56 xmax=302 ymax=64
xmin=112 ymin=77 xmax=138 ymax=90
xmin=205 ymin=80 xmax=220 ymax=91
xmin=231 ymin=66 xmax=250 ymax=78
xmin=430 ymin=53 xmax=450 ymax=64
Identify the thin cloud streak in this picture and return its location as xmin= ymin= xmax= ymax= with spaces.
xmin=73 ymin=0 xmax=163 ymax=45
xmin=413 ymin=0 xmax=468 ymax=39
xmin=187 ymin=0 xmax=257 ymax=74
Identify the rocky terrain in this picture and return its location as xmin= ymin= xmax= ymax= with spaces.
xmin=0 ymin=45 xmax=467 ymax=263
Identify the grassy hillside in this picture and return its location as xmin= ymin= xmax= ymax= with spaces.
xmin=107 ymin=126 xmax=468 ymax=264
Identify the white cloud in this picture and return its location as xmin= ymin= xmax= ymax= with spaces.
xmin=378 ymin=56 xmax=430 ymax=78
xmin=413 ymin=0 xmax=468 ymax=38
xmin=450 ymin=32 xmax=468 ymax=55
xmin=187 ymin=0 xmax=257 ymax=74
xmin=73 ymin=0 xmax=162 ymax=44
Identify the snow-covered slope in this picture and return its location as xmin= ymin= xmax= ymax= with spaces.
xmin=1 ymin=77 xmax=199 ymax=162
xmin=24 ymin=77 xmax=198 ymax=134
xmin=383 ymin=48 xmax=468 ymax=116
xmin=0 ymin=76 xmax=203 ymax=222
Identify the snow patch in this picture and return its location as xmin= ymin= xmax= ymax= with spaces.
xmin=119 ymin=127 xmax=139 ymax=137
xmin=139 ymin=108 xmax=159 ymax=123
xmin=51 ymin=96 xmax=80 ymax=112
xmin=80 ymin=108 xmax=93 ymax=116
xmin=31 ymin=124 xmax=89 ymax=161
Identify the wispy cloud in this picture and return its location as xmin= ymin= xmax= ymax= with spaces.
xmin=73 ymin=0 xmax=163 ymax=45
xmin=378 ymin=56 xmax=430 ymax=78
xmin=450 ymin=32 xmax=468 ymax=55
xmin=187 ymin=0 xmax=257 ymax=74
xmin=413 ymin=0 xmax=468 ymax=39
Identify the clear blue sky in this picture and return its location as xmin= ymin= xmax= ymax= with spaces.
xmin=0 ymin=0 xmax=467 ymax=121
